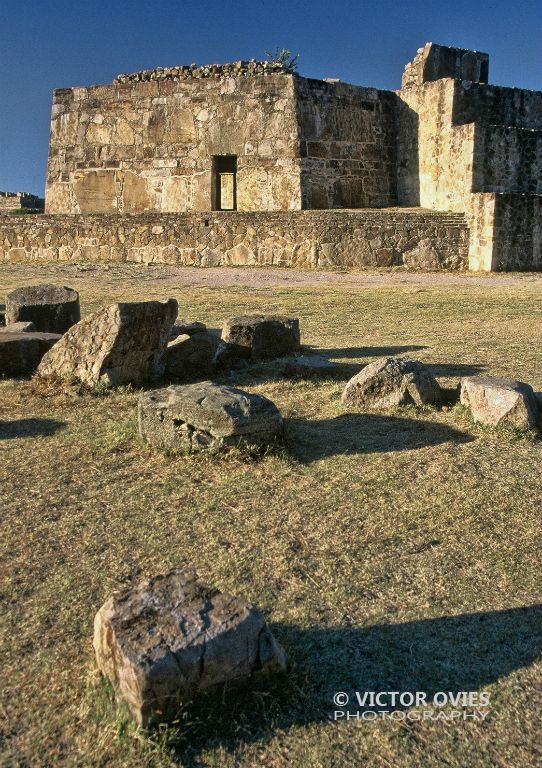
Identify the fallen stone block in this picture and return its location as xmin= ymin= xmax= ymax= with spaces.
xmin=460 ymin=375 xmax=539 ymax=428
xmin=170 ymin=320 xmax=207 ymax=339
xmin=0 ymin=321 xmax=36 ymax=333
xmin=93 ymin=568 xmax=287 ymax=726
xmin=6 ymin=284 xmax=80 ymax=334
xmin=139 ymin=381 xmax=283 ymax=453
xmin=37 ymin=300 xmax=177 ymax=387
xmin=0 ymin=332 xmax=61 ymax=376
xmin=165 ymin=331 xmax=219 ymax=382
xmin=221 ymin=315 xmax=300 ymax=362
xmin=280 ymin=355 xmax=346 ymax=377
xmin=342 ymin=357 xmax=443 ymax=408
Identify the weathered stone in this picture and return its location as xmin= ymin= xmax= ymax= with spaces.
xmin=138 ymin=381 xmax=283 ymax=453
xmin=170 ymin=320 xmax=207 ymax=339
xmin=37 ymin=300 xmax=177 ymax=386
xmin=280 ymin=355 xmax=345 ymax=377
xmin=249 ymin=354 xmax=346 ymax=379
xmin=0 ymin=321 xmax=36 ymax=333
xmin=342 ymin=357 xmax=443 ymax=408
xmin=5 ymin=284 xmax=80 ymax=334
xmin=0 ymin=332 xmax=61 ymax=376
xmin=460 ymin=375 xmax=539 ymax=428
xmin=221 ymin=315 xmax=300 ymax=361
xmin=93 ymin=568 xmax=287 ymax=727
xmin=165 ymin=331 xmax=219 ymax=381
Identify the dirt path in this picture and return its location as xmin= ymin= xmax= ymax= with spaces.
xmin=2 ymin=262 xmax=542 ymax=290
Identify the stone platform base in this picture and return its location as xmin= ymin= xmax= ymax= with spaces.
xmin=0 ymin=209 xmax=468 ymax=271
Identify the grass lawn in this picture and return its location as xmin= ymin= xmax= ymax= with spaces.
xmin=1 ymin=264 xmax=542 ymax=767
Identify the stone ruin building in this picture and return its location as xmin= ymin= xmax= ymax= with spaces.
xmin=1 ymin=43 xmax=540 ymax=271
xmin=0 ymin=192 xmax=44 ymax=213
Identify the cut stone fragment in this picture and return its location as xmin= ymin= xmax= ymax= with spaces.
xmin=221 ymin=315 xmax=301 ymax=361
xmin=0 ymin=332 xmax=61 ymax=376
xmin=93 ymin=568 xmax=287 ymax=726
xmin=279 ymin=355 xmax=346 ymax=377
xmin=37 ymin=300 xmax=177 ymax=386
xmin=0 ymin=321 xmax=36 ymax=333
xmin=138 ymin=381 xmax=283 ymax=453
xmin=165 ymin=331 xmax=219 ymax=381
xmin=342 ymin=357 xmax=443 ymax=408
xmin=460 ymin=375 xmax=539 ymax=428
xmin=5 ymin=284 xmax=80 ymax=334
xmin=170 ymin=320 xmax=207 ymax=339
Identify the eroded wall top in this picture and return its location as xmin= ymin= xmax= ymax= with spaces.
xmin=115 ymin=60 xmax=292 ymax=83
xmin=401 ymin=42 xmax=489 ymax=89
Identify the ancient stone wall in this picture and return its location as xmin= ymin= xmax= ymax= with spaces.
xmin=295 ymin=78 xmax=397 ymax=208
xmin=452 ymin=83 xmax=542 ymax=128
xmin=0 ymin=210 xmax=468 ymax=270
xmin=473 ymin=124 xmax=542 ymax=194
xmin=45 ymin=63 xmax=399 ymax=215
xmin=0 ymin=192 xmax=44 ymax=212
xmin=492 ymin=194 xmax=542 ymax=270
xmin=397 ymin=79 xmax=475 ymax=212
xmin=46 ymin=72 xmax=302 ymax=214
xmin=402 ymin=42 xmax=489 ymax=89
xmin=24 ymin=44 xmax=542 ymax=272
xmin=396 ymin=55 xmax=542 ymax=271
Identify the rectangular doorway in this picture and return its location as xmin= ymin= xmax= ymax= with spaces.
xmin=212 ymin=155 xmax=237 ymax=210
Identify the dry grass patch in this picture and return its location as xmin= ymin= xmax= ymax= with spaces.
xmin=1 ymin=264 xmax=542 ymax=767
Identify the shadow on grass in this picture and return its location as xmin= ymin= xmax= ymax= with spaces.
xmin=159 ymin=604 xmax=542 ymax=766
xmin=285 ymin=413 xmax=474 ymax=463
xmin=426 ymin=362 xmax=486 ymax=377
xmin=0 ymin=418 xmax=66 ymax=440
xmin=307 ymin=344 xmax=428 ymax=360
xmin=217 ymin=345 xmax=486 ymax=385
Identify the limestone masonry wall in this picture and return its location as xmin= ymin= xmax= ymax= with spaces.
xmin=295 ymin=78 xmax=397 ymax=208
xmin=46 ymin=73 xmax=302 ymax=214
xmin=396 ymin=53 xmax=542 ymax=271
xmin=25 ymin=44 xmax=542 ymax=271
xmin=492 ymin=195 xmax=542 ymax=270
xmin=0 ymin=210 xmax=468 ymax=270
xmin=0 ymin=192 xmax=44 ymax=212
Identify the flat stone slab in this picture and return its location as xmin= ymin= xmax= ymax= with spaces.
xmin=93 ymin=568 xmax=287 ymax=726
xmin=0 ymin=332 xmax=62 ymax=376
xmin=37 ymin=300 xmax=177 ymax=387
xmin=6 ymin=284 xmax=80 ymax=334
xmin=342 ymin=357 xmax=443 ymax=408
xmin=0 ymin=321 xmax=36 ymax=333
xmin=165 ymin=331 xmax=219 ymax=382
xmin=460 ymin=375 xmax=539 ymax=428
xmin=139 ymin=381 xmax=283 ymax=453
xmin=251 ymin=354 xmax=346 ymax=379
xmin=280 ymin=354 xmax=346 ymax=377
xmin=221 ymin=315 xmax=301 ymax=361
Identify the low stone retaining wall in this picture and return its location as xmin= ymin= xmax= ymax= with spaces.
xmin=0 ymin=209 xmax=469 ymax=270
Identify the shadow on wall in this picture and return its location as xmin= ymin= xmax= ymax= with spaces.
xmin=286 ymin=413 xmax=474 ymax=463
xmin=0 ymin=418 xmax=66 ymax=440
xmin=165 ymin=604 xmax=542 ymax=766
xmin=396 ymin=99 xmax=421 ymax=207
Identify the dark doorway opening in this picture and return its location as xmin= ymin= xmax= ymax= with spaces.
xmin=212 ymin=155 xmax=237 ymax=210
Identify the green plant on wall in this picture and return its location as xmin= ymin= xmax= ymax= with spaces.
xmin=264 ymin=47 xmax=300 ymax=72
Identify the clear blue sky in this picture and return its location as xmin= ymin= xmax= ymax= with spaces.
xmin=1 ymin=0 xmax=541 ymax=196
